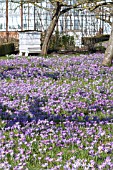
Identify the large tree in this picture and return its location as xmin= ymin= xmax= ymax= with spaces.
xmin=102 ymin=8 xmax=113 ymax=66
xmin=12 ymin=0 xmax=83 ymax=54
xmin=90 ymin=1 xmax=113 ymax=66
xmin=12 ymin=0 xmax=113 ymax=61
xmin=41 ymin=0 xmax=83 ymax=55
xmin=39 ymin=0 xmax=113 ymax=56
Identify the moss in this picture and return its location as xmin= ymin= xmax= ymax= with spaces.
xmin=95 ymin=46 xmax=106 ymax=52
xmin=82 ymin=34 xmax=110 ymax=46
xmin=0 ymin=43 xmax=15 ymax=56
xmin=82 ymin=35 xmax=109 ymax=52
xmin=41 ymin=31 xmax=75 ymax=52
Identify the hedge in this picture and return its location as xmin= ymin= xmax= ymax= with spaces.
xmin=82 ymin=34 xmax=110 ymax=46
xmin=0 ymin=43 xmax=15 ymax=56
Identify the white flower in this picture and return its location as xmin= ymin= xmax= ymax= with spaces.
xmin=98 ymin=146 xmax=103 ymax=153
xmin=42 ymin=163 xmax=48 ymax=168
xmin=100 ymin=131 xmax=105 ymax=136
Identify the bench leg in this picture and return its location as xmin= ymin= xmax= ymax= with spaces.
xmin=19 ymin=52 xmax=22 ymax=56
xmin=25 ymin=52 xmax=29 ymax=56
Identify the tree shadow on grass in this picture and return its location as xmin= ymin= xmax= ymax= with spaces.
xmin=0 ymin=96 xmax=63 ymax=127
xmin=0 ymin=96 xmax=113 ymax=128
xmin=43 ymin=72 xmax=60 ymax=80
xmin=0 ymin=64 xmax=61 ymax=81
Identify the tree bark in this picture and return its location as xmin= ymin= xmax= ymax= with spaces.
xmin=41 ymin=3 xmax=61 ymax=55
xmin=102 ymin=21 xmax=113 ymax=66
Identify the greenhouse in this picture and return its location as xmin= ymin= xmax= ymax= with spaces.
xmin=0 ymin=0 xmax=112 ymax=47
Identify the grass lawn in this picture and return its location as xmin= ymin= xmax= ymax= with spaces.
xmin=0 ymin=53 xmax=113 ymax=170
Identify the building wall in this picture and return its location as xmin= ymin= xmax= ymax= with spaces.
xmin=0 ymin=31 xmax=19 ymax=39
xmin=0 ymin=0 xmax=112 ymax=47
xmin=0 ymin=1 xmax=111 ymax=33
xmin=0 ymin=31 xmax=19 ymax=50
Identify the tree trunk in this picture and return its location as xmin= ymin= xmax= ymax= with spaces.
xmin=102 ymin=21 xmax=113 ymax=66
xmin=41 ymin=3 xmax=61 ymax=55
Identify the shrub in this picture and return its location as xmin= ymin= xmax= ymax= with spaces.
xmin=0 ymin=43 xmax=15 ymax=56
xmin=41 ymin=31 xmax=75 ymax=52
xmin=82 ymin=34 xmax=110 ymax=52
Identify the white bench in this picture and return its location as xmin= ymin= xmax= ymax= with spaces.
xmin=19 ymin=31 xmax=42 ymax=56
xmin=19 ymin=47 xmax=41 ymax=56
